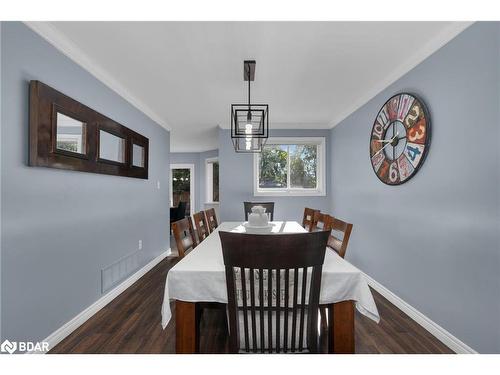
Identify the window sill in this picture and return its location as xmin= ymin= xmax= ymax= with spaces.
xmin=204 ymin=201 xmax=220 ymax=205
xmin=254 ymin=189 xmax=326 ymax=197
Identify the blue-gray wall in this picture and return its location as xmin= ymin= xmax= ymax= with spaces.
xmin=170 ymin=149 xmax=218 ymax=212
xmin=0 ymin=22 xmax=171 ymax=343
xmin=329 ymin=22 xmax=500 ymax=353
xmin=218 ymin=128 xmax=330 ymax=222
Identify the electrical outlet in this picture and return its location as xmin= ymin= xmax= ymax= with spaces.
xmin=138 ymin=240 xmax=143 ymax=250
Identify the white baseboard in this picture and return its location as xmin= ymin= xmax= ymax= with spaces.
xmin=28 ymin=248 xmax=171 ymax=354
xmin=362 ymin=272 xmax=477 ymax=354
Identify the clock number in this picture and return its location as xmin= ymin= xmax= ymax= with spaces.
xmin=389 ymin=162 xmax=398 ymax=183
xmin=406 ymin=145 xmax=422 ymax=161
xmin=377 ymin=107 xmax=389 ymax=127
xmin=408 ymin=124 xmax=425 ymax=142
xmin=373 ymin=123 xmax=383 ymax=139
xmin=404 ymin=104 xmax=420 ymax=128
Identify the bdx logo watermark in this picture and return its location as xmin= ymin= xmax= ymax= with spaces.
xmin=1 ymin=339 xmax=49 ymax=354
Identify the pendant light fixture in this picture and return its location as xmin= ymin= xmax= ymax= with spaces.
xmin=231 ymin=60 xmax=269 ymax=153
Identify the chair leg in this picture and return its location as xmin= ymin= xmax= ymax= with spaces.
xmin=320 ymin=305 xmax=328 ymax=330
xmin=195 ymin=303 xmax=202 ymax=353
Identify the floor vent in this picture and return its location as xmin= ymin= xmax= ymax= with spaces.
xmin=101 ymin=250 xmax=141 ymax=293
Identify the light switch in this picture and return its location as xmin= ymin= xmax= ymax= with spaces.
xmin=157 ymin=181 xmax=161 ymax=190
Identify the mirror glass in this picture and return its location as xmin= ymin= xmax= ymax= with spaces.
xmin=56 ymin=112 xmax=87 ymax=154
xmin=132 ymin=144 xmax=145 ymax=167
xmin=99 ymin=130 xmax=125 ymax=163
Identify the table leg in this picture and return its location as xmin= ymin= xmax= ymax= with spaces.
xmin=175 ymin=300 xmax=199 ymax=353
xmin=328 ymin=300 xmax=355 ymax=354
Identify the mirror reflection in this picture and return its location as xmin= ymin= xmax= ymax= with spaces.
xmin=99 ymin=130 xmax=125 ymax=163
xmin=132 ymin=144 xmax=145 ymax=167
xmin=56 ymin=112 xmax=87 ymax=154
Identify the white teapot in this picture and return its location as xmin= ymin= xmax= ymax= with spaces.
xmin=247 ymin=205 xmax=269 ymax=227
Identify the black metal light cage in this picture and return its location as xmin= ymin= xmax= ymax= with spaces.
xmin=230 ymin=60 xmax=269 ymax=153
xmin=231 ymin=135 xmax=267 ymax=153
xmin=230 ymin=104 xmax=269 ymax=138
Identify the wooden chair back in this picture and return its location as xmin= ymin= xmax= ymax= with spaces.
xmin=244 ymin=201 xmax=275 ymax=221
xmin=193 ymin=211 xmax=210 ymax=242
xmin=171 ymin=217 xmax=197 ymax=258
xmin=219 ymin=231 xmax=329 ymax=354
xmin=327 ymin=217 xmax=353 ymax=259
xmin=302 ymin=207 xmax=320 ymax=232
xmin=312 ymin=212 xmax=333 ymax=231
xmin=205 ymin=208 xmax=218 ymax=233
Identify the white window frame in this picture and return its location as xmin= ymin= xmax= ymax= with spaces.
xmin=169 ymin=163 xmax=195 ymax=214
xmin=205 ymin=157 xmax=219 ymax=205
xmin=253 ymin=137 xmax=326 ymax=197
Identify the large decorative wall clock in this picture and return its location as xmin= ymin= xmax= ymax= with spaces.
xmin=370 ymin=93 xmax=431 ymax=185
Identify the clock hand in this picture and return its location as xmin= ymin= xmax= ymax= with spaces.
xmin=372 ymin=141 xmax=393 ymax=158
xmin=374 ymin=132 xmax=402 ymax=143
xmin=373 ymin=132 xmax=400 ymax=157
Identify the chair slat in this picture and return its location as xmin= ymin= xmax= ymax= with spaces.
xmin=259 ymin=268 xmax=265 ymax=353
xmin=275 ymin=269 xmax=281 ymax=353
xmin=267 ymin=268 xmax=272 ymax=352
xmin=249 ymin=268 xmax=257 ymax=353
xmin=298 ymin=267 xmax=308 ymax=351
xmin=291 ymin=268 xmax=299 ymax=352
xmin=284 ymin=269 xmax=289 ymax=353
xmin=240 ymin=267 xmax=250 ymax=352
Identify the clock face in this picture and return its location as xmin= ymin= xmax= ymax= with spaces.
xmin=370 ymin=93 xmax=431 ymax=185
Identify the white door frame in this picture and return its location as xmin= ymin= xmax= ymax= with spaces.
xmin=170 ymin=163 xmax=195 ymax=214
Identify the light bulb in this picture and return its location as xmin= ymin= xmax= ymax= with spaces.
xmin=245 ymin=123 xmax=253 ymax=135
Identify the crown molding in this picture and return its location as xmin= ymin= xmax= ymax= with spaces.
xmin=24 ymin=21 xmax=171 ymax=131
xmin=329 ymin=21 xmax=474 ymax=128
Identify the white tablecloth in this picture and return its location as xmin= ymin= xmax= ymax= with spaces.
xmin=161 ymin=221 xmax=380 ymax=328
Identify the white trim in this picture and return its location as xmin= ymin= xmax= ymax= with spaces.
xmin=362 ymin=271 xmax=478 ymax=354
xmin=28 ymin=249 xmax=171 ymax=354
xmin=253 ymin=137 xmax=326 ymax=197
xmin=205 ymin=157 xmax=219 ymax=204
xmin=170 ymin=163 xmax=195 ymax=214
xmin=23 ymin=22 xmax=170 ymax=131
xmin=329 ymin=22 xmax=474 ymax=127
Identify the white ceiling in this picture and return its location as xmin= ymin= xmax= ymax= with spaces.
xmin=29 ymin=21 xmax=471 ymax=152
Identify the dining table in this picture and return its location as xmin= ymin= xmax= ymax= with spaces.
xmin=161 ymin=221 xmax=380 ymax=353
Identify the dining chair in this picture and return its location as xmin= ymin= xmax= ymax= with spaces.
xmin=205 ymin=208 xmax=218 ymax=233
xmin=243 ymin=201 xmax=275 ymax=221
xmin=312 ymin=212 xmax=334 ymax=231
xmin=319 ymin=217 xmax=354 ymax=346
xmin=171 ymin=217 xmax=197 ymax=258
xmin=193 ymin=211 xmax=210 ymax=242
xmin=170 ymin=201 xmax=187 ymax=228
xmin=219 ymin=230 xmax=329 ymax=353
xmin=302 ymin=207 xmax=320 ymax=232
xmin=327 ymin=217 xmax=353 ymax=259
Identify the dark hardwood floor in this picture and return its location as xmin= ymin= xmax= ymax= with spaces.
xmin=49 ymin=251 xmax=453 ymax=354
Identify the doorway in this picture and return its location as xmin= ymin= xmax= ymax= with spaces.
xmin=169 ymin=164 xmax=195 ymax=216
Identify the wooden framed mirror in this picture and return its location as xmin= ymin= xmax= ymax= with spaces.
xmin=30 ymin=80 xmax=149 ymax=179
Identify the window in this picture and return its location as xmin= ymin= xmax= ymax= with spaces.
xmin=206 ymin=158 xmax=219 ymax=203
xmin=254 ymin=137 xmax=326 ymax=196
